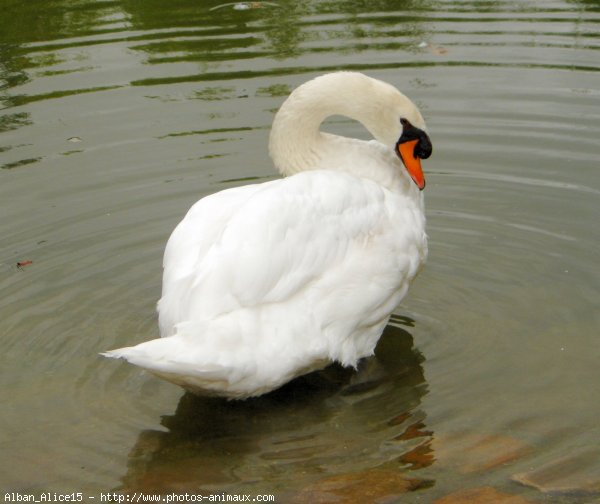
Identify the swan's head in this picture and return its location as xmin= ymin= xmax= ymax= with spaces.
xmin=394 ymin=117 xmax=432 ymax=190
xmin=269 ymin=72 xmax=433 ymax=189
xmin=362 ymin=76 xmax=433 ymax=190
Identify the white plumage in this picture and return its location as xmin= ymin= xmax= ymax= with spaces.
xmin=103 ymin=72 xmax=432 ymax=399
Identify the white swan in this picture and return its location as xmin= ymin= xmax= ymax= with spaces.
xmin=103 ymin=72 xmax=432 ymax=399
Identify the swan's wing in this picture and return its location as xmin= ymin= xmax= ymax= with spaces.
xmin=158 ymin=170 xmax=425 ymax=337
xmin=161 ymin=183 xmax=264 ymax=290
xmin=158 ymin=183 xmax=264 ymax=334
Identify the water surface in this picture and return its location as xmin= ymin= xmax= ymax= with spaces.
xmin=1 ymin=0 xmax=599 ymax=501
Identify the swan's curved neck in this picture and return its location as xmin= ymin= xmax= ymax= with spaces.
xmin=268 ymin=73 xmax=421 ymax=187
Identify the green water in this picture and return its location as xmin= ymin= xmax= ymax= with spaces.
xmin=1 ymin=1 xmax=599 ymax=502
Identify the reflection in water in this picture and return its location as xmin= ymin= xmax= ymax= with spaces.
xmin=120 ymin=321 xmax=432 ymax=495
xmin=122 ymin=0 xmax=431 ymax=70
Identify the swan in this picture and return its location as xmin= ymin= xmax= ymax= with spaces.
xmin=102 ymin=72 xmax=432 ymax=399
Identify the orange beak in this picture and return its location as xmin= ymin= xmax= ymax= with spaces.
xmin=397 ymin=139 xmax=425 ymax=190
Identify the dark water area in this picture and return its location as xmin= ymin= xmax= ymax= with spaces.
xmin=1 ymin=0 xmax=599 ymax=502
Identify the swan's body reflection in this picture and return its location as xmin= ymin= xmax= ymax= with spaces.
xmin=120 ymin=319 xmax=433 ymax=498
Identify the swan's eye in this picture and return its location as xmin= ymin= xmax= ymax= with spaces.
xmin=400 ymin=118 xmax=412 ymax=128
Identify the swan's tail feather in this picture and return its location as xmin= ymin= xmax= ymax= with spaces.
xmin=101 ymin=337 xmax=239 ymax=396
